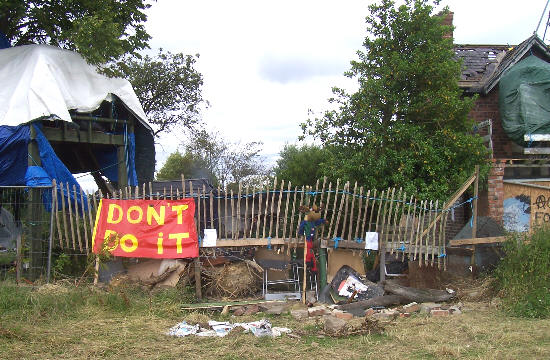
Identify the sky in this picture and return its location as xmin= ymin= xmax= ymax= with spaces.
xmin=78 ymin=0 xmax=550 ymax=191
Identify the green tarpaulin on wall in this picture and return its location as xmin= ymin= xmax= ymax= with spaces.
xmin=499 ymin=55 xmax=550 ymax=145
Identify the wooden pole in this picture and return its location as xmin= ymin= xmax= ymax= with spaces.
xmin=302 ymin=235 xmax=307 ymax=304
xmin=52 ymin=180 xmax=63 ymax=248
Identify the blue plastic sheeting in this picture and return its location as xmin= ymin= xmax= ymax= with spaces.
xmin=128 ymin=132 xmax=138 ymax=186
xmin=94 ymin=128 xmax=138 ymax=186
xmin=24 ymin=166 xmax=52 ymax=187
xmin=0 ymin=125 xmax=29 ymax=186
xmin=33 ymin=124 xmax=88 ymax=212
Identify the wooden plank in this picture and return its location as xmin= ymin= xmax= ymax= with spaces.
xmin=333 ymin=181 xmax=347 ymax=240
xmin=431 ymin=200 xmax=439 ymax=266
xmin=206 ymin=238 xmax=288 ymax=247
xmin=41 ymin=126 xmax=125 ymax=145
xmin=60 ymin=182 xmax=69 ymax=249
xmin=262 ymin=182 xmax=270 ymax=239
xmin=295 ymin=186 xmax=305 ymax=239
xmin=327 ymin=180 xmax=339 ymax=238
xmin=224 ymin=186 xmax=229 ymax=240
xmin=413 ymin=200 xmax=425 ymax=261
xmin=322 ymin=181 xmax=332 ymax=238
xmin=437 ymin=202 xmax=446 ymax=269
xmin=341 ymin=182 xmax=351 ymax=240
xmin=268 ymin=177 xmax=277 ymax=238
xmin=449 ymin=236 xmax=507 ymax=246
xmin=360 ymin=189 xmax=370 ymax=240
xmin=244 ymin=185 xmax=249 ymax=237
xmin=319 ymin=177 xmax=327 ymax=208
xmin=255 ymin=185 xmax=263 ymax=239
xmin=355 ymin=186 xmax=364 ymax=241
xmin=209 ymin=189 xmax=214 ymax=229
xmin=80 ymin=186 xmax=89 ymax=252
xmin=368 ymin=189 xmax=377 ymax=233
xmin=401 ymin=195 xmax=414 ymax=262
xmin=289 ymin=186 xmax=298 ymax=249
xmin=420 ymin=173 xmax=477 ymax=238
xmin=52 ymin=180 xmax=63 ymax=248
xmin=230 ymin=189 xmax=235 ymax=239
xmin=275 ymin=179 xmax=284 ymax=238
xmin=237 ymin=182 xmax=242 ymax=238
xmin=66 ymin=182 xmax=76 ymax=250
xmin=394 ymin=191 xmax=407 ymax=254
xmin=73 ymin=184 xmax=83 ymax=252
xmin=249 ymin=186 xmax=256 ymax=238
xmin=347 ymin=182 xmax=358 ymax=241
xmin=282 ymin=181 xmax=291 ymax=240
xmin=218 ymin=185 xmax=222 ymax=238
xmin=472 ymin=165 xmax=480 ymax=239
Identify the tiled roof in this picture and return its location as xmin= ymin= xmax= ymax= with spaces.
xmin=455 ymin=35 xmax=550 ymax=94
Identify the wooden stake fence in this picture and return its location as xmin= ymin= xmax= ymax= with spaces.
xmin=49 ymin=174 xmax=482 ymax=270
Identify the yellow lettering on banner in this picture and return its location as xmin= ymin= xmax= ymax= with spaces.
xmin=147 ymin=206 xmax=165 ymax=225
xmin=169 ymin=233 xmax=190 ymax=254
xmin=120 ymin=234 xmax=138 ymax=253
xmin=157 ymin=232 xmax=164 ymax=254
xmin=127 ymin=206 xmax=143 ymax=224
xmin=103 ymin=230 xmax=119 ymax=251
xmin=171 ymin=204 xmax=189 ymax=224
xmin=107 ymin=204 xmax=123 ymax=224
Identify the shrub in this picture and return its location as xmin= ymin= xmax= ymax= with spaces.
xmin=494 ymin=226 xmax=550 ymax=318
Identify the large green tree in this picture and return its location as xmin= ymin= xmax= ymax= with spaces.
xmin=0 ymin=0 xmax=151 ymax=64
xmin=107 ymin=50 xmax=206 ymax=137
xmin=273 ymin=144 xmax=327 ymax=188
xmin=302 ymin=0 xmax=487 ymax=200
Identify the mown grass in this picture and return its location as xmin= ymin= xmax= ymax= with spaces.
xmin=1 ymin=281 xmax=550 ymax=359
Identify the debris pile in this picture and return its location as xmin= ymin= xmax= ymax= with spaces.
xmin=167 ymin=319 xmax=291 ymax=338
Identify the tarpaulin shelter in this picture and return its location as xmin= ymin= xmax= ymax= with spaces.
xmin=0 ymin=45 xmax=155 ymax=201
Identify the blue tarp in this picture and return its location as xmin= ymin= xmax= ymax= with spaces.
xmin=95 ymin=128 xmax=138 ymax=186
xmin=0 ymin=125 xmax=29 ymax=186
xmin=33 ymin=124 xmax=88 ymax=212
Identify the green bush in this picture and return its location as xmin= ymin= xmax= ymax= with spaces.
xmin=494 ymin=226 xmax=550 ymax=318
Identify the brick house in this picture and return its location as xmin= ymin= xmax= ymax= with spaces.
xmin=453 ymin=21 xmax=550 ymax=231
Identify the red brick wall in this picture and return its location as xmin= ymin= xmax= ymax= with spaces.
xmin=487 ymin=159 xmax=505 ymax=224
xmin=468 ymin=89 xmax=514 ymax=158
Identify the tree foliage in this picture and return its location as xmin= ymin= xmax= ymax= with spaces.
xmin=108 ymin=50 xmax=206 ymax=137
xmin=157 ymin=130 xmax=269 ymax=190
xmin=0 ymin=0 xmax=151 ymax=64
xmin=273 ymin=144 xmax=327 ymax=187
xmin=156 ymin=151 xmax=196 ymax=181
xmin=302 ymin=0 xmax=487 ymax=200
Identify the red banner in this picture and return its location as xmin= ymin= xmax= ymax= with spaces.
xmin=92 ymin=198 xmax=198 ymax=258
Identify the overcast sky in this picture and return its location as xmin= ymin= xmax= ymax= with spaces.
xmin=76 ymin=0 xmax=550 ymax=190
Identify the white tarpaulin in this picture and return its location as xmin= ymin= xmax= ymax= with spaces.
xmin=0 ymin=44 xmax=150 ymax=130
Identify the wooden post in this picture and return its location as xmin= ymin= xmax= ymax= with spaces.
xmin=117 ymin=145 xmax=128 ymax=189
xmin=472 ymin=165 xmax=480 ymax=239
xmin=194 ymin=257 xmax=202 ymax=300
xmin=302 ymin=235 xmax=307 ymax=304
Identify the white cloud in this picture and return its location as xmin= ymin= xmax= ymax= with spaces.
xmin=80 ymin=0 xmax=548 ymax=190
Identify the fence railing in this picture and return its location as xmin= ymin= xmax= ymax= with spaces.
xmin=51 ymin=176 xmax=452 ymax=269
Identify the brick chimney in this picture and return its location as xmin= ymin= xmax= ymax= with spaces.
xmin=438 ymin=11 xmax=454 ymax=40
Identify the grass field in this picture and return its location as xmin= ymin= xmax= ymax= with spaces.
xmin=1 ymin=281 xmax=550 ymax=359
